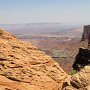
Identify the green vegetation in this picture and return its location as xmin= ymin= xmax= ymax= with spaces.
xmin=52 ymin=50 xmax=67 ymax=58
xmin=71 ymin=69 xmax=77 ymax=75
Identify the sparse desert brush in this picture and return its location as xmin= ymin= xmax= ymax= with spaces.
xmin=71 ymin=69 xmax=77 ymax=75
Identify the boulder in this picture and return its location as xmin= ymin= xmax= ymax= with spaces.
xmin=62 ymin=66 xmax=90 ymax=90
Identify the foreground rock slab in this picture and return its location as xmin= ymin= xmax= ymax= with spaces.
xmin=0 ymin=29 xmax=67 ymax=90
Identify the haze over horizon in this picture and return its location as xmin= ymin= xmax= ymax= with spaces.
xmin=0 ymin=0 xmax=90 ymax=25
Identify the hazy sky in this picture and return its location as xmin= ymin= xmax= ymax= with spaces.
xmin=0 ymin=0 xmax=90 ymax=25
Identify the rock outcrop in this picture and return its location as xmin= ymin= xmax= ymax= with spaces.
xmin=72 ymin=48 xmax=90 ymax=71
xmin=0 ymin=29 xmax=67 ymax=90
xmin=81 ymin=25 xmax=90 ymax=42
xmin=62 ymin=47 xmax=90 ymax=90
xmin=62 ymin=66 xmax=90 ymax=90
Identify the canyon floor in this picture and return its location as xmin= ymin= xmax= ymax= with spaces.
xmin=18 ymin=28 xmax=87 ymax=74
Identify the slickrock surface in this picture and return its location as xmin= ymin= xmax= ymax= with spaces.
xmin=0 ymin=29 xmax=67 ymax=90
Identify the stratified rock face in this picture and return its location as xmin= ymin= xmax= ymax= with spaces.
xmin=81 ymin=25 xmax=90 ymax=42
xmin=0 ymin=29 xmax=67 ymax=90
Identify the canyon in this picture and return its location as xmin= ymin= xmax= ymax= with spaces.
xmin=0 ymin=25 xmax=90 ymax=90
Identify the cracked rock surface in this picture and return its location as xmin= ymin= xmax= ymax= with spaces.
xmin=0 ymin=29 xmax=67 ymax=90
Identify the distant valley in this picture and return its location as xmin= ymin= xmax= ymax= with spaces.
xmin=0 ymin=23 xmax=85 ymax=74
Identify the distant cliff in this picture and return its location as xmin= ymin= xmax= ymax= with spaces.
xmin=81 ymin=25 xmax=90 ymax=42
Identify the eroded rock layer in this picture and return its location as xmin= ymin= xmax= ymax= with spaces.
xmin=0 ymin=29 xmax=67 ymax=90
xmin=62 ymin=66 xmax=90 ymax=90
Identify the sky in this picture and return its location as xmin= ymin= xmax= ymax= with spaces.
xmin=0 ymin=0 xmax=90 ymax=25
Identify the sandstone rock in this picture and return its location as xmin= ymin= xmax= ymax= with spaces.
xmin=0 ymin=29 xmax=67 ymax=90
xmin=62 ymin=86 xmax=77 ymax=90
xmin=85 ymin=86 xmax=90 ymax=90
xmin=71 ymin=66 xmax=90 ymax=89
xmin=62 ymin=66 xmax=90 ymax=90
xmin=0 ymin=29 xmax=16 ymax=40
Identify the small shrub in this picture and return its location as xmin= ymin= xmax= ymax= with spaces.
xmin=71 ymin=69 xmax=77 ymax=75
